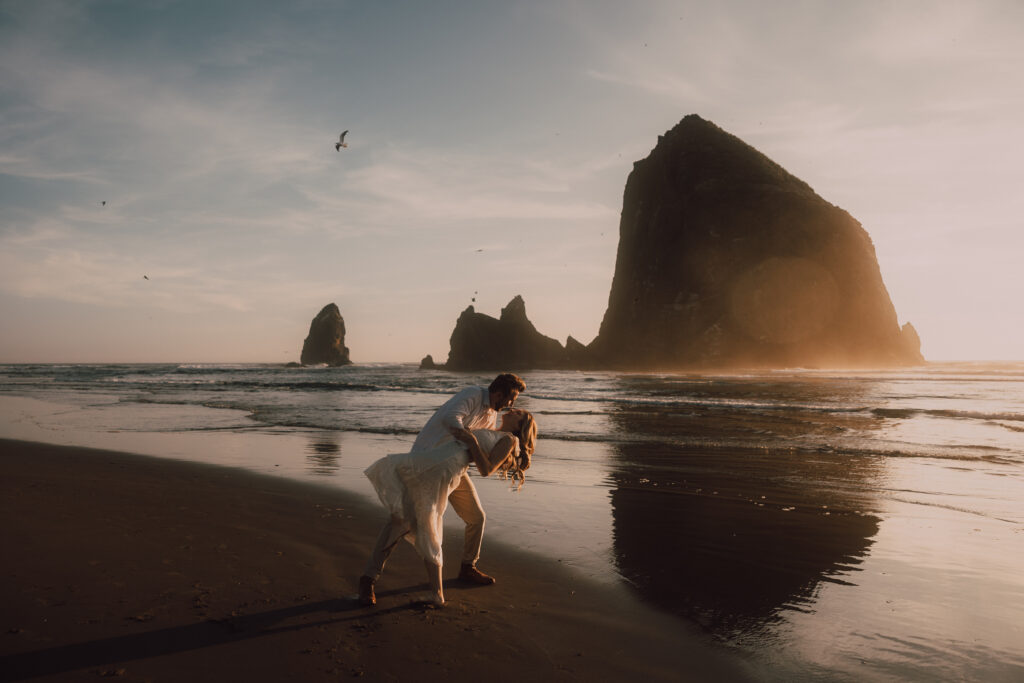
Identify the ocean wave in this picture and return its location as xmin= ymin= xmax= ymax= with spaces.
xmin=885 ymin=495 xmax=1020 ymax=525
xmin=534 ymin=409 xmax=606 ymax=416
xmin=873 ymin=407 xmax=1024 ymax=422
xmin=530 ymin=391 xmax=862 ymax=415
xmin=3 ymin=363 xmax=1021 ymax=469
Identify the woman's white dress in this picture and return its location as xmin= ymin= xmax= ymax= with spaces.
xmin=364 ymin=429 xmax=514 ymax=566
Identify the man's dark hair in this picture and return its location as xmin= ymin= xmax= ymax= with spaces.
xmin=489 ymin=372 xmax=526 ymax=395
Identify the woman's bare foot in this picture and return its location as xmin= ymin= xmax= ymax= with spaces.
xmin=422 ymin=560 xmax=444 ymax=607
xmin=414 ymin=591 xmax=444 ymax=609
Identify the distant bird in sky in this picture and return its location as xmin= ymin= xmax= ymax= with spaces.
xmin=335 ymin=130 xmax=348 ymax=151
xmin=143 ymin=275 xmax=149 ymax=280
xmin=101 ymin=201 xmax=106 ymax=206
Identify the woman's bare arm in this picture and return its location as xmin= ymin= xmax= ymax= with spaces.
xmin=470 ymin=434 xmax=515 ymax=477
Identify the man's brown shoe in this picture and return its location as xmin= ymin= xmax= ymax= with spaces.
xmin=358 ymin=575 xmax=376 ymax=606
xmin=458 ymin=563 xmax=496 ymax=585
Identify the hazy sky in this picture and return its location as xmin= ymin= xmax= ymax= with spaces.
xmin=2 ymin=0 xmax=1022 ymax=363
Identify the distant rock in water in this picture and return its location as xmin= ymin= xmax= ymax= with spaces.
xmin=587 ymin=114 xmax=925 ymax=368
xmin=443 ymin=295 xmax=573 ymax=371
xmin=300 ymin=303 xmax=352 ymax=366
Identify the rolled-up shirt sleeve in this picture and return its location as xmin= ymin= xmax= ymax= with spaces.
xmin=412 ymin=386 xmax=494 ymax=452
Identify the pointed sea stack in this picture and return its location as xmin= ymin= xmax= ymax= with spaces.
xmin=300 ymin=303 xmax=352 ymax=366
xmin=444 ymin=296 xmax=569 ymax=371
xmin=587 ymin=115 xmax=924 ymax=369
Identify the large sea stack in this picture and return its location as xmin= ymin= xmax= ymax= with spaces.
xmin=300 ymin=303 xmax=352 ymax=366
xmin=587 ymin=114 xmax=924 ymax=369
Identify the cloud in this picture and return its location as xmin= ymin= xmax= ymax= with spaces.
xmin=0 ymin=224 xmax=358 ymax=316
xmin=339 ymin=146 xmax=616 ymax=227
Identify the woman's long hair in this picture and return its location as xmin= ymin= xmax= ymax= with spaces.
xmin=514 ymin=412 xmax=537 ymax=469
xmin=501 ymin=411 xmax=537 ymax=489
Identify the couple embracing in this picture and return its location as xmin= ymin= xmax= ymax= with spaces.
xmin=359 ymin=372 xmax=537 ymax=608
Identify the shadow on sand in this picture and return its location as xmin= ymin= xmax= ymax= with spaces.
xmin=0 ymin=588 xmax=435 ymax=682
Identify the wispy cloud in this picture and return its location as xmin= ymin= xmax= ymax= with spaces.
xmin=340 ymin=146 xmax=616 ymax=227
xmin=586 ymin=68 xmax=712 ymax=107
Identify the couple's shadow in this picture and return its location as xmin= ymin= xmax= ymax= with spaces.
xmin=0 ymin=582 xmax=466 ymax=682
xmin=371 ymin=576 xmax=488 ymax=610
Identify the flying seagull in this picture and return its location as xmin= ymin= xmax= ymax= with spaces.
xmin=143 ymin=275 xmax=149 ymax=280
xmin=335 ymin=130 xmax=348 ymax=151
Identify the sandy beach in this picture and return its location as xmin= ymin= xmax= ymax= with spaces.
xmin=3 ymin=365 xmax=1023 ymax=681
xmin=1 ymin=438 xmax=753 ymax=682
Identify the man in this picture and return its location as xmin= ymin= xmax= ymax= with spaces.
xmin=358 ymin=372 xmax=526 ymax=607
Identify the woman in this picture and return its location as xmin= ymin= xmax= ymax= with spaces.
xmin=363 ymin=409 xmax=537 ymax=607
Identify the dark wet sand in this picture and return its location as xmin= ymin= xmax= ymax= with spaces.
xmin=0 ymin=439 xmax=753 ymax=682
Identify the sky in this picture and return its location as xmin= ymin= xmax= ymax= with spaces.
xmin=2 ymin=0 xmax=1022 ymax=363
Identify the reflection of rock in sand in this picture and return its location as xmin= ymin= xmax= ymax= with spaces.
xmin=305 ymin=436 xmax=342 ymax=475
xmin=607 ymin=407 xmax=882 ymax=637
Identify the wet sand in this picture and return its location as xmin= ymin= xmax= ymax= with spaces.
xmin=0 ymin=438 xmax=753 ymax=682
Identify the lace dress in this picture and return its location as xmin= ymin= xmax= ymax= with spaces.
xmin=364 ymin=429 xmax=515 ymax=565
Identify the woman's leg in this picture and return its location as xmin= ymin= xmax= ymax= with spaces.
xmin=424 ymin=559 xmax=444 ymax=605
xmin=363 ymin=516 xmax=408 ymax=581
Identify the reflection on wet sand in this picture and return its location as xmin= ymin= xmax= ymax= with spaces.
xmin=305 ymin=434 xmax=342 ymax=475
xmin=608 ymin=404 xmax=883 ymax=641
xmin=605 ymin=375 xmax=885 ymax=447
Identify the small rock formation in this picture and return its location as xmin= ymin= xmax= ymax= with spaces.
xmin=300 ymin=303 xmax=352 ymax=366
xmin=587 ymin=114 xmax=925 ymax=368
xmin=419 ymin=354 xmax=437 ymax=370
xmin=442 ymin=296 xmax=571 ymax=371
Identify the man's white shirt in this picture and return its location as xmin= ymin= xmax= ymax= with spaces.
xmin=411 ymin=386 xmax=496 ymax=452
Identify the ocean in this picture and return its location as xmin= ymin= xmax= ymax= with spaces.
xmin=2 ymin=362 xmax=1022 ymax=681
